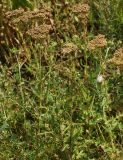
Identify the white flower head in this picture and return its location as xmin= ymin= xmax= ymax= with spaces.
xmin=97 ymin=74 xmax=105 ymax=83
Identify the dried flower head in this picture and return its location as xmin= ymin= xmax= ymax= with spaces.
xmin=5 ymin=8 xmax=25 ymax=19
xmin=4 ymin=5 xmax=52 ymax=26
xmin=72 ymin=3 xmax=90 ymax=14
xmin=1 ymin=3 xmax=53 ymax=48
xmin=87 ymin=34 xmax=107 ymax=50
xmin=61 ymin=43 xmax=78 ymax=55
xmin=12 ymin=8 xmax=52 ymax=24
xmin=72 ymin=3 xmax=90 ymax=24
xmin=26 ymin=24 xmax=52 ymax=39
xmin=107 ymin=47 xmax=123 ymax=66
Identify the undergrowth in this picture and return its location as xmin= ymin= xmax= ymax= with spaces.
xmin=0 ymin=0 xmax=123 ymax=159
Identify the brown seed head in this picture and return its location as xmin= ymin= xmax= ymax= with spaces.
xmin=26 ymin=24 xmax=52 ymax=39
xmin=87 ymin=34 xmax=107 ymax=50
xmin=5 ymin=8 xmax=25 ymax=19
xmin=12 ymin=9 xmax=52 ymax=24
xmin=107 ymin=47 xmax=123 ymax=66
xmin=72 ymin=3 xmax=90 ymax=14
xmin=61 ymin=43 xmax=78 ymax=55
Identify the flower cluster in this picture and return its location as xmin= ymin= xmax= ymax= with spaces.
xmin=107 ymin=47 xmax=123 ymax=66
xmin=87 ymin=34 xmax=107 ymax=50
xmin=61 ymin=43 xmax=78 ymax=55
xmin=72 ymin=3 xmax=90 ymax=14
xmin=26 ymin=24 xmax=52 ymax=39
xmin=72 ymin=3 xmax=90 ymax=24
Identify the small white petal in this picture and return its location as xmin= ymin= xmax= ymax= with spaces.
xmin=97 ymin=75 xmax=104 ymax=83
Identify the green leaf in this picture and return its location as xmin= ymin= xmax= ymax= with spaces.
xmin=12 ymin=0 xmax=33 ymax=10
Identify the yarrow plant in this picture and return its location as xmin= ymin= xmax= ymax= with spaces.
xmin=87 ymin=34 xmax=107 ymax=50
xmin=0 ymin=0 xmax=123 ymax=160
xmin=107 ymin=47 xmax=123 ymax=66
